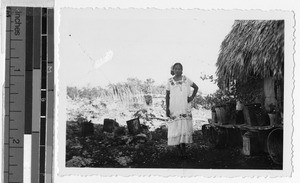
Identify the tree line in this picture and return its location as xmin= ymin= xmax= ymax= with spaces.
xmin=67 ymin=78 xmax=166 ymax=100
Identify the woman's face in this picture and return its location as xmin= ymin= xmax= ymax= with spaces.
xmin=173 ymin=64 xmax=182 ymax=76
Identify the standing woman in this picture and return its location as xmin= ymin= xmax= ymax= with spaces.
xmin=166 ymin=62 xmax=198 ymax=159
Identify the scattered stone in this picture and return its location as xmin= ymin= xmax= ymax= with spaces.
xmin=136 ymin=133 xmax=147 ymax=138
xmin=115 ymin=156 xmax=132 ymax=166
xmin=132 ymin=133 xmax=148 ymax=144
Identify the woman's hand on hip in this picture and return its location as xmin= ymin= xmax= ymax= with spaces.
xmin=166 ymin=108 xmax=170 ymax=117
xmin=187 ymin=96 xmax=193 ymax=103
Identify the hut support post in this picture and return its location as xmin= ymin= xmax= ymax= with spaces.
xmin=264 ymin=77 xmax=277 ymax=111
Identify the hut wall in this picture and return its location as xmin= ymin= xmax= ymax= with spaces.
xmin=264 ymin=77 xmax=277 ymax=110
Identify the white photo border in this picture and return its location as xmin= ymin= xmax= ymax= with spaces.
xmin=56 ymin=8 xmax=295 ymax=177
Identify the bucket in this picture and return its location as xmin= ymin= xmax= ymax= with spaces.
xmin=235 ymin=110 xmax=245 ymax=124
xmin=257 ymin=129 xmax=273 ymax=153
xmin=242 ymin=131 xmax=260 ymax=155
xmin=267 ymin=128 xmax=283 ymax=164
xmin=201 ymin=125 xmax=227 ymax=147
xmin=268 ymin=113 xmax=281 ymax=126
xmin=211 ymin=110 xmax=217 ymax=124
xmin=81 ymin=122 xmax=94 ymax=137
xmin=215 ymin=103 xmax=236 ymax=125
xmin=243 ymin=103 xmax=269 ymax=126
xmin=215 ymin=105 xmax=227 ymax=124
xmin=211 ymin=126 xmax=227 ymax=148
xmin=227 ymin=128 xmax=242 ymax=147
xmin=201 ymin=124 xmax=212 ymax=144
xmin=103 ymin=118 xmax=119 ymax=133
xmin=225 ymin=102 xmax=237 ymax=124
xmin=126 ymin=118 xmax=141 ymax=135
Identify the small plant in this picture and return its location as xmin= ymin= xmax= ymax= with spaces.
xmin=205 ymin=89 xmax=236 ymax=108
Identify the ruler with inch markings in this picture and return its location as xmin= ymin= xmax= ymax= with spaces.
xmin=3 ymin=7 xmax=54 ymax=183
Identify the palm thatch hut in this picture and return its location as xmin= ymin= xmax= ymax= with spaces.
xmin=216 ymin=20 xmax=284 ymax=113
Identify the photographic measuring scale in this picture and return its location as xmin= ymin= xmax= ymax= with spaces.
xmin=3 ymin=7 xmax=54 ymax=183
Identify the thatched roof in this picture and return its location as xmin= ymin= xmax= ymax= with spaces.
xmin=216 ymin=20 xmax=284 ymax=82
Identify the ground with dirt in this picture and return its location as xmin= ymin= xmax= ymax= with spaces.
xmin=66 ymin=122 xmax=281 ymax=169
xmin=66 ymin=91 xmax=281 ymax=169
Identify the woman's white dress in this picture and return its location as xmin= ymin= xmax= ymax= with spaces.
xmin=166 ymin=75 xmax=193 ymax=145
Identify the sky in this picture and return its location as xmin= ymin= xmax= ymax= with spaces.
xmin=59 ymin=9 xmax=234 ymax=95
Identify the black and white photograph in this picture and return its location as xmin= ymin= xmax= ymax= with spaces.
xmin=1 ymin=0 xmax=300 ymax=182
xmin=57 ymin=8 xmax=293 ymax=176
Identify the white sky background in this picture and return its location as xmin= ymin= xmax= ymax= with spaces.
xmin=59 ymin=9 xmax=234 ymax=95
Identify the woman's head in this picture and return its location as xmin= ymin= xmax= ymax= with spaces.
xmin=172 ymin=62 xmax=183 ymax=76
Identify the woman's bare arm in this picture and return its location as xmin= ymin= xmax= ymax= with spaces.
xmin=188 ymin=83 xmax=198 ymax=103
xmin=166 ymin=90 xmax=170 ymax=117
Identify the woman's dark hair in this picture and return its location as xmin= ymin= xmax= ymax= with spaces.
xmin=173 ymin=62 xmax=183 ymax=70
xmin=170 ymin=66 xmax=175 ymax=75
xmin=170 ymin=62 xmax=183 ymax=75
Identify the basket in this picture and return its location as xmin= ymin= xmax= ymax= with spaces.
xmin=267 ymin=128 xmax=283 ymax=164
